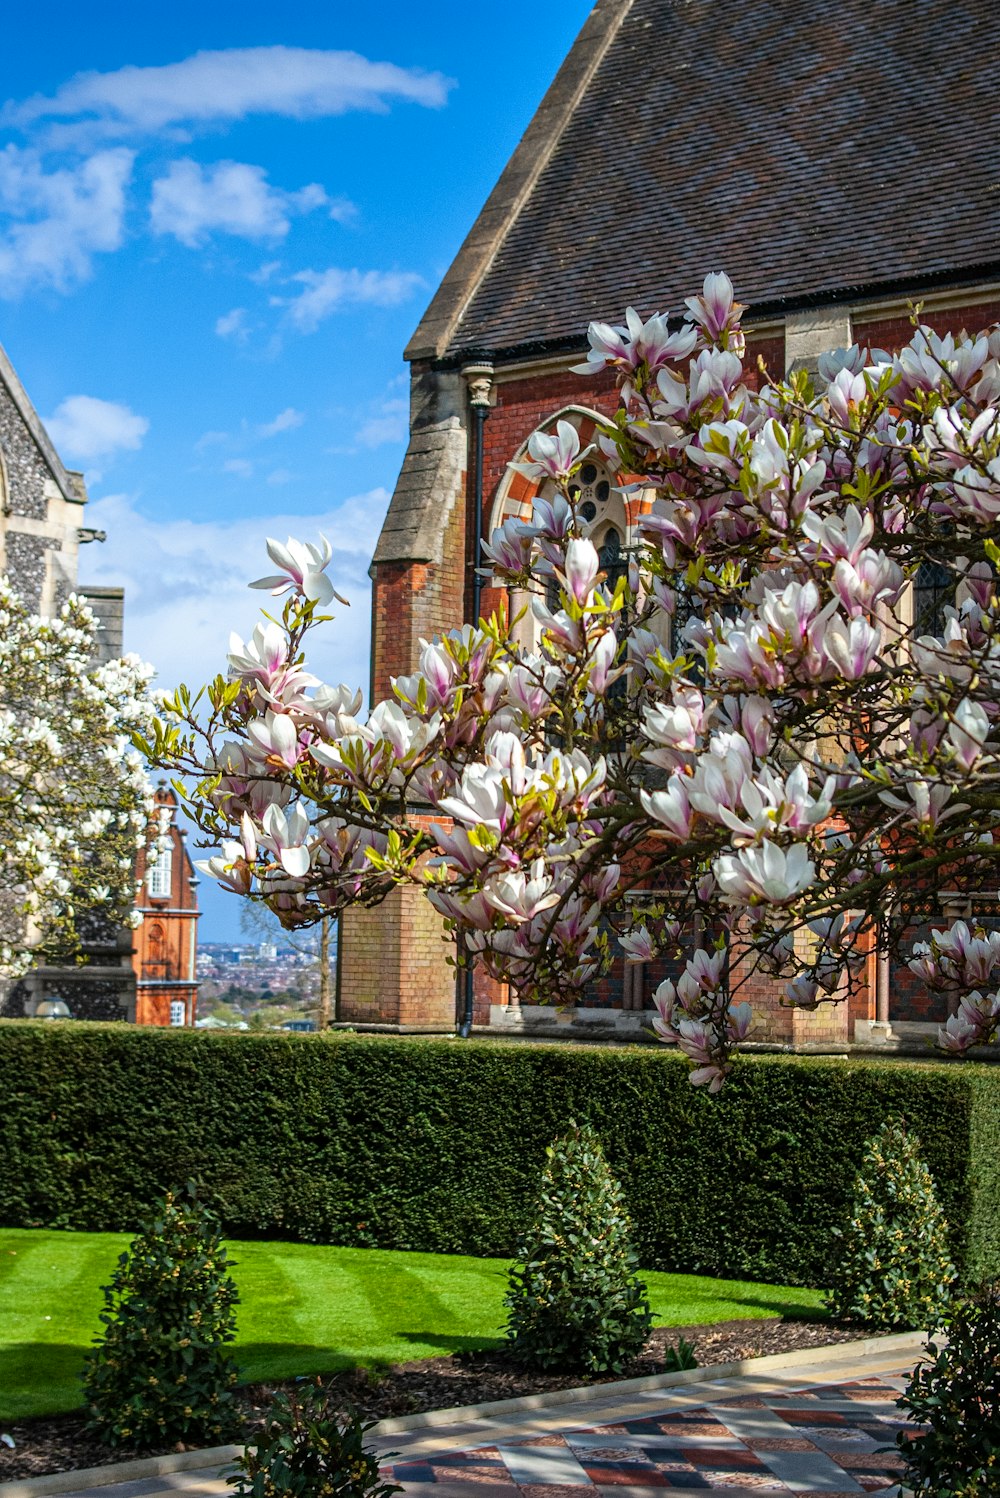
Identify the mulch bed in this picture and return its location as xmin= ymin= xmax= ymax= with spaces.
xmin=0 ymin=1319 xmax=889 ymax=1483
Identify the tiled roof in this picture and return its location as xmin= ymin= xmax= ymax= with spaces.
xmin=431 ymin=0 xmax=1000 ymax=362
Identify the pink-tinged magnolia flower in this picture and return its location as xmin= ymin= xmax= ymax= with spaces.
xmin=816 ymin=344 xmax=890 ymax=382
xmin=711 ymin=763 xmax=833 ymax=843
xmin=572 ymin=309 xmax=697 ymax=376
xmin=519 ymin=419 xmax=588 ymax=481
xmin=250 ymin=535 xmax=346 ymax=607
xmin=675 ymin=1019 xmax=728 ymax=1092
xmin=437 ymin=763 xmax=509 ymax=833
xmin=949 ymin=459 xmax=1000 ymax=521
xmin=939 ymin=991 xmax=1000 ymax=1052
xmin=801 ymin=504 xmax=873 ymax=564
xmin=196 ymin=838 xmax=254 ymax=892
xmin=684 ymin=272 xmax=747 ymax=351
xmin=247 ymin=710 xmax=305 ymax=770
xmin=721 ymin=694 xmax=773 ymax=757
xmin=785 ymin=975 xmax=820 ymax=1008
xmin=946 ymin=697 xmax=990 ymax=771
xmin=560 ymin=537 xmax=600 ymax=606
xmin=879 ymin=779 xmax=961 ymax=832
xmin=530 ymin=597 xmax=583 ymax=653
xmin=640 ymin=779 xmax=693 ymax=840
xmin=714 ymin=840 xmax=815 ymax=905
xmin=830 ymin=551 xmax=904 ymax=615
xmin=481 ymin=516 xmax=536 ymax=574
xmin=430 ymin=823 xmax=493 ymax=875
xmin=532 ymin=493 xmax=575 ymax=540
xmin=505 ymin=660 xmax=558 ymax=719
xmin=642 ymin=690 xmax=708 ymax=766
xmin=727 ymin=1001 xmax=753 ymax=1042
xmin=306 ymin=683 xmax=364 ymax=736
xmin=260 ymin=801 xmax=312 ymax=879
xmin=896 ymin=327 xmax=989 ymax=397
xmin=821 ymin=614 xmax=881 ymax=680
xmin=620 ymin=926 xmax=656 ymax=962
xmin=482 ymin=860 xmax=560 ymax=923
xmin=586 ymin=629 xmax=620 ymax=694
xmin=228 ymin=621 xmax=319 ymax=705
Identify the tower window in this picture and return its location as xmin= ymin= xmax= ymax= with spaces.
xmin=147 ymin=845 xmax=172 ymax=900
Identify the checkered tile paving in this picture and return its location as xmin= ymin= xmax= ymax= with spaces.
xmin=384 ymin=1376 xmax=912 ymax=1495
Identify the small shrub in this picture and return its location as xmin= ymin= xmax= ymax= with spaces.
xmin=662 ymin=1336 xmax=698 ymax=1373
xmin=505 ymin=1120 xmax=654 ymax=1374
xmin=825 ymin=1116 xmax=955 ymax=1330
xmin=82 ymin=1182 xmax=239 ymax=1448
xmin=896 ymin=1280 xmax=1000 ymax=1496
xmin=228 ymin=1380 xmax=401 ymax=1498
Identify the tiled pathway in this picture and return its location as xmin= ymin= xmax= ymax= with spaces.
xmin=44 ymin=1349 xmax=916 ymax=1498
xmin=381 ymin=1374 xmax=911 ymax=1494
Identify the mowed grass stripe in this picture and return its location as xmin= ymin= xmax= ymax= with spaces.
xmin=0 ymin=1230 xmax=824 ymax=1419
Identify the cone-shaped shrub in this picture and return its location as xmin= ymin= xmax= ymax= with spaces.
xmin=83 ymin=1183 xmax=240 ymax=1448
xmin=228 ymin=1380 xmax=402 ymax=1498
xmin=826 ymin=1116 xmax=955 ymax=1330
xmin=505 ymin=1121 xmax=653 ymax=1374
xmin=896 ymin=1280 xmax=1000 ymax=1497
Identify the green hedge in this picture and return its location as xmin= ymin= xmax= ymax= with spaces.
xmin=1 ymin=1023 xmax=997 ymax=1288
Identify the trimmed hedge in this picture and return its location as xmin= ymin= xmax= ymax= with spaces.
xmin=1 ymin=1023 xmax=998 ymax=1288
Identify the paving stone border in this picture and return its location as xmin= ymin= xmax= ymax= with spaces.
xmin=0 ymin=1331 xmax=927 ymax=1498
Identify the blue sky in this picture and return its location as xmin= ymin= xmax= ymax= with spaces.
xmin=0 ymin=2 xmax=593 ymax=939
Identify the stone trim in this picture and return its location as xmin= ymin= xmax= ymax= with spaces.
xmin=0 ymin=338 xmax=80 ymax=506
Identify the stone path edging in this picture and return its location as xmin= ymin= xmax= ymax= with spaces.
xmin=0 ymin=1331 xmax=926 ymax=1498
xmin=371 ymin=1329 xmax=925 ymax=1435
xmin=0 ymin=1445 xmax=240 ymax=1498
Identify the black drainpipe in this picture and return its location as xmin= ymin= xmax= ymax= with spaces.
xmin=457 ymin=360 xmax=493 ymax=1037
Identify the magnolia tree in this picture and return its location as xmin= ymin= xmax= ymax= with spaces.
xmin=149 ymin=274 xmax=1000 ymax=1088
xmin=0 ymin=580 xmax=154 ymax=977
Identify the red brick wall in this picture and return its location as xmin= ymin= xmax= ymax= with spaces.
xmin=853 ymin=298 xmax=1000 ymax=350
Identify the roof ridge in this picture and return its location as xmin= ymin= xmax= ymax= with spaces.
xmin=405 ymin=0 xmax=636 ymax=362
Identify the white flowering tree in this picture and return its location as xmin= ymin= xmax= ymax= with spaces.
xmin=149 ymin=274 xmax=1000 ymax=1087
xmin=0 ymin=580 xmax=154 ymax=978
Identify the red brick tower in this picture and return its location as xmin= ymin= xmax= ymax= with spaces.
xmin=133 ymin=785 xmax=200 ymax=1026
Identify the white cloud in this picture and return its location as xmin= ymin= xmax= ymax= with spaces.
xmin=150 ymin=159 xmax=330 ymax=247
xmin=274 ymin=266 xmax=424 ymax=334
xmin=77 ymin=489 xmax=390 ymax=694
xmin=215 ymin=307 xmax=249 ymax=342
xmin=267 ymin=468 xmax=294 ymax=486
xmin=357 ymin=397 xmax=408 ymax=448
xmin=6 ymin=47 xmax=454 ymax=138
xmin=0 ymin=145 xmax=133 ymax=296
xmin=258 ymin=407 xmax=304 ymax=439
xmin=223 ymin=458 xmax=253 ymax=477
xmin=44 ymin=394 xmax=148 ymax=468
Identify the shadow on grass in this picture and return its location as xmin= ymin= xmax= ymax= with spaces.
xmin=233 ymin=1334 xmax=502 ymax=1385
xmin=395 ymin=1331 xmax=505 ymax=1353
xmin=0 ymin=1343 xmax=88 ymax=1420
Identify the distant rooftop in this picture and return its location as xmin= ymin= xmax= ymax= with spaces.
xmin=411 ymin=0 xmax=1000 ymax=364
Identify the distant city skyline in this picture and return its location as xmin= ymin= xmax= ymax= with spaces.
xmin=0 ymin=2 xmax=592 ymax=940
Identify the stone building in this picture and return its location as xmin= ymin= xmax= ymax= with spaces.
xmin=340 ymin=0 xmax=1000 ymax=1045
xmin=132 ymin=785 xmax=200 ymax=1027
xmin=0 ymin=334 xmax=135 ymax=1021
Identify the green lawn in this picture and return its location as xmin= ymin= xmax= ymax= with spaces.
xmin=0 ymin=1229 xmax=824 ymax=1419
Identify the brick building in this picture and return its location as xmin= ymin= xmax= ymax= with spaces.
xmin=341 ymin=0 xmax=1000 ymax=1045
xmin=132 ymin=786 xmax=200 ymax=1027
xmin=0 ymin=335 xmax=138 ymax=1022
